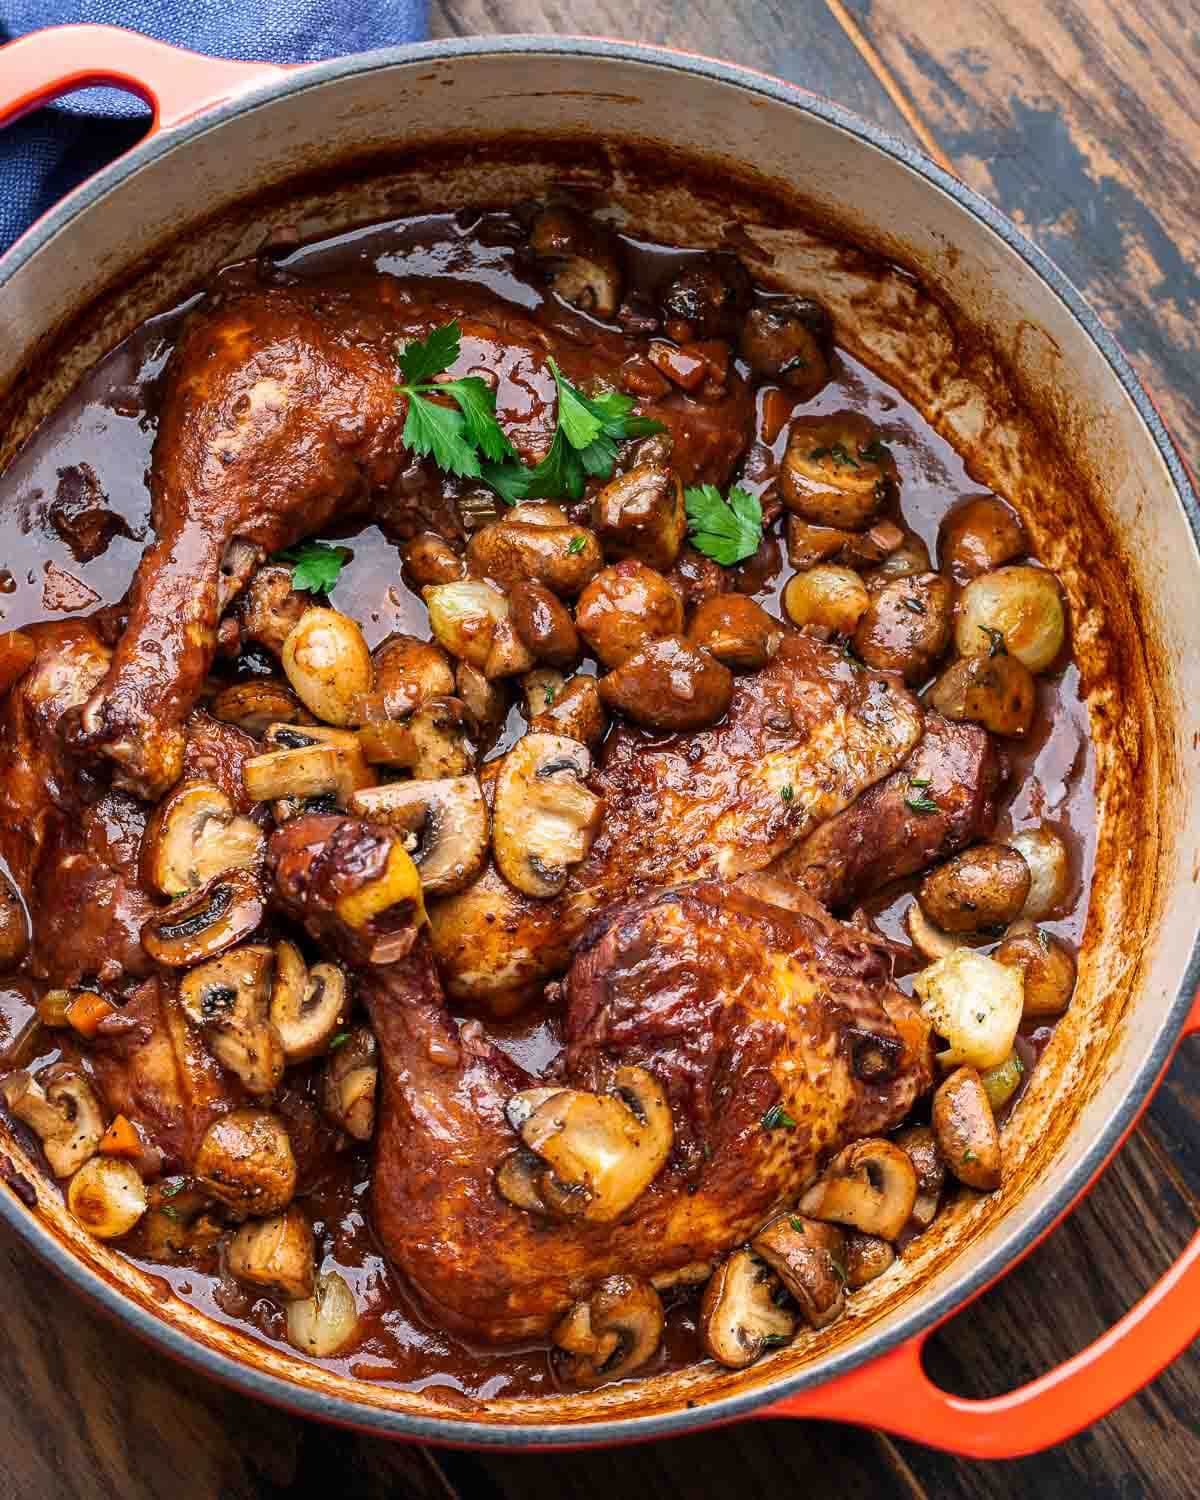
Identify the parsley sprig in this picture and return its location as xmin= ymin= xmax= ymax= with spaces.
xmin=684 ymin=483 xmax=764 ymax=565
xmin=275 ymin=541 xmax=352 ymax=596
xmin=394 ymin=321 xmax=518 ymax=480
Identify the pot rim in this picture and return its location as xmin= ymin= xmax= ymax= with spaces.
xmin=1 ymin=32 xmax=1197 ymax=1450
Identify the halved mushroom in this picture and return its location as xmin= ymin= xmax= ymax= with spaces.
xmin=699 ymin=1248 xmax=795 ymax=1369
xmin=799 ymin=1138 xmax=918 ymax=1241
xmin=349 ymin=777 xmax=490 ymax=897
xmin=210 ymin=679 xmax=309 ymax=736
xmin=286 ymin=1270 xmax=360 ymax=1357
xmin=268 ymin=940 xmax=348 ymax=1062
xmin=529 ymin=675 xmax=607 ymax=746
xmin=239 ymin=564 xmax=310 ymax=656
xmin=492 ymin=734 xmax=602 ymax=899
xmin=141 ymin=780 xmax=265 ymax=897
xmin=904 ymin=900 xmax=968 ymax=963
xmin=228 ymin=1204 xmax=315 ymax=1301
xmin=406 ymin=697 xmax=477 ymax=779
xmin=552 ymin=1275 xmax=665 ymax=1385
xmin=67 ymin=1156 xmax=147 ymax=1240
xmin=843 ymin=1232 xmax=895 ymax=1289
xmin=752 ymin=1213 xmax=847 ymax=1329
xmin=591 ymin=463 xmax=687 ymax=571
xmin=179 ymin=944 xmax=285 ymax=1095
xmin=894 ymin=1123 xmax=945 ymax=1230
xmin=320 ymin=1027 xmax=378 ymax=1141
xmin=933 ymin=1066 xmax=1003 ymax=1191
xmin=530 ymin=205 xmax=623 ymax=319
xmin=1 ymin=1066 xmax=103 ymax=1177
xmin=499 ymin=1066 xmax=673 ymax=1222
xmin=141 ymin=869 xmax=266 ymax=968
xmin=193 ymin=1108 xmax=297 ymax=1218
xmin=372 ymin=633 xmax=455 ymax=718
xmin=243 ymin=725 xmax=374 ymax=806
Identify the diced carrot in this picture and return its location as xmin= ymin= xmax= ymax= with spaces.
xmin=99 ymin=1114 xmax=142 ymax=1159
xmin=760 ymin=387 xmax=796 ymax=446
xmin=66 ymin=991 xmax=117 ymax=1038
xmin=36 ymin=990 xmax=74 ymax=1028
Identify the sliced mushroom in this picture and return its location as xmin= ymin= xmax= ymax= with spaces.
xmin=553 ymin=1275 xmax=664 ymax=1385
xmin=372 ymin=633 xmax=455 ymax=718
xmin=319 ymin=1026 xmax=378 ymax=1141
xmin=401 ymin=532 xmax=466 ymax=589
xmin=141 ymin=869 xmax=266 ymax=968
xmin=268 ymin=940 xmax=348 ymax=1062
xmin=699 ymin=1248 xmax=795 ymax=1369
xmin=179 ymin=944 xmax=284 ymax=1095
xmin=210 ymin=679 xmax=309 ymax=736
xmin=406 ymin=697 xmax=477 ymax=779
xmin=228 ymin=1204 xmax=316 ymax=1301
xmin=492 ymin=734 xmax=602 ymax=899
xmin=933 ymin=1066 xmax=1003 ymax=1191
xmin=752 ymin=1213 xmax=847 ymax=1329
xmin=349 ymin=777 xmax=490 ymax=897
xmin=193 ymin=1108 xmax=297 ymax=1218
xmin=500 ymin=1066 xmax=672 ymax=1222
xmin=530 ymin=205 xmax=623 ymax=318
xmin=1 ymin=1066 xmax=103 ymax=1177
xmin=843 ymin=1232 xmax=895 ymax=1289
xmin=67 ymin=1156 xmax=147 ymax=1240
xmin=529 ymin=674 xmax=607 ymax=746
xmin=286 ymin=1270 xmax=360 ymax=1356
xmin=799 ymin=1138 xmax=918 ymax=1241
xmin=904 ymin=900 xmax=968 ymax=963
xmin=894 ymin=1123 xmax=945 ymax=1230
xmin=281 ymin=607 xmax=373 ymax=726
xmin=141 ymin=780 xmax=265 ymax=897
xmin=243 ymin=725 xmax=374 ymax=805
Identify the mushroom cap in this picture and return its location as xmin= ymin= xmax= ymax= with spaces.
xmin=140 ymin=780 xmax=265 ymax=898
xmin=752 ymin=1213 xmax=847 ymax=1330
xmin=179 ymin=944 xmax=285 ymax=1096
xmin=799 ymin=1137 xmax=919 ymax=1241
xmin=2 ymin=1066 xmax=104 ymax=1178
xmin=491 ymin=733 xmax=602 ymax=899
xmin=349 ymin=776 xmax=490 ymax=898
xmin=193 ymin=1108 xmax=297 ymax=1218
xmin=141 ymin=868 xmax=266 ymax=968
xmin=269 ymin=941 xmax=349 ymax=1063
xmin=552 ymin=1274 xmax=664 ymax=1385
xmin=699 ymin=1248 xmax=795 ymax=1369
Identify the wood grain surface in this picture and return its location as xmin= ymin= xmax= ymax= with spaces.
xmin=2 ymin=2 xmax=1198 ymax=1496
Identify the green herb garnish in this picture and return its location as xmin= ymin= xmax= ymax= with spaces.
xmin=908 ymin=775 xmax=932 ymax=788
xmin=159 ymin=1180 xmax=185 ymax=1199
xmin=761 ymin=1103 xmax=798 ymax=1131
xmin=829 ymin=1256 xmax=848 ymax=1283
xmin=858 ymin=439 xmax=888 ymax=464
xmin=567 ymin=534 xmax=587 ymax=555
xmin=788 ymin=1216 xmax=807 ymax=1235
xmin=329 ymin=1031 xmax=351 ymax=1050
xmin=905 ymin=790 xmax=940 ymax=815
xmin=810 ymin=442 xmax=859 ymax=469
xmin=274 ymin=541 xmax=353 ymax=596
xmin=961 ymin=1149 xmax=979 ymax=1165
xmin=684 ymin=483 xmax=764 ymax=565
xmin=394 ymin=320 xmax=518 ymax=480
xmin=482 ymin=359 xmax=663 ymax=502
xmin=978 ymin=625 xmax=1008 ymax=657
xmin=543 ymin=685 xmax=556 ymax=706
xmin=780 ymin=784 xmax=794 ymax=803
xmin=761 ymin=1333 xmax=792 ymax=1348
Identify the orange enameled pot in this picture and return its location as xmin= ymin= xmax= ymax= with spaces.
xmin=0 ymin=26 xmax=1197 ymax=1458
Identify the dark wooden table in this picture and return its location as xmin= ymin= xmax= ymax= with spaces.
xmin=3 ymin=3 xmax=1198 ymax=1496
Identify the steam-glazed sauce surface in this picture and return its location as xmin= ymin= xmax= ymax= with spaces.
xmin=0 ymin=209 xmax=1093 ymax=1403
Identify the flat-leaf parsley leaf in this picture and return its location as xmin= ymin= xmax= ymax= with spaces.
xmin=761 ymin=1103 xmax=797 ymax=1131
xmin=274 ymin=541 xmax=352 ymax=596
xmin=684 ymin=483 xmax=764 ymax=565
xmin=394 ymin=320 xmax=518 ymax=480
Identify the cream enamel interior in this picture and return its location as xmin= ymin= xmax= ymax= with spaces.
xmin=0 ymin=45 xmax=1195 ymax=1433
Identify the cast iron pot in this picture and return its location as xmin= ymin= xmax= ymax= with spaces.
xmin=0 ymin=25 xmax=1197 ymax=1460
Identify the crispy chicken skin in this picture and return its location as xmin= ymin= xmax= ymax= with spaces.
xmin=74 ymin=276 xmax=753 ymax=801
xmin=429 ymin=633 xmax=925 ymax=1005
xmin=365 ymin=880 xmax=932 ymax=1342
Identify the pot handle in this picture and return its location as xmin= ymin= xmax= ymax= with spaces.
xmin=761 ymin=993 xmax=1200 ymax=1457
xmin=0 ymin=24 xmax=282 ymax=134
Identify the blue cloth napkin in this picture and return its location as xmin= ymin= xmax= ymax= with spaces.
xmin=0 ymin=0 xmax=429 ymax=252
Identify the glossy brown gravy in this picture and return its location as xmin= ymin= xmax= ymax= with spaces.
xmin=0 ymin=210 xmax=1094 ymax=1403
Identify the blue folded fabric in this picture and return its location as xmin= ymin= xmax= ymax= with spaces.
xmin=0 ymin=0 xmax=429 ymax=252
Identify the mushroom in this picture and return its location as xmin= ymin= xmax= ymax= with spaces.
xmin=140 ymin=780 xmax=265 ymax=897
xmin=140 ymin=868 xmax=266 ymax=968
xmin=483 ymin=615 xmax=537 ymax=680
xmin=933 ymin=1066 xmax=1003 ymax=1191
xmin=521 ymin=668 xmax=566 ymax=721
xmin=994 ymin=920 xmax=1077 ymax=1017
xmin=799 ymin=1138 xmax=918 ymax=1241
xmin=0 ymin=868 xmax=29 ymax=969
xmin=591 ymin=463 xmax=687 ymax=571
xmin=861 ymin=530 xmax=933 ymax=591
xmin=268 ymin=940 xmax=348 ymax=1062
xmin=552 ymin=1275 xmax=665 ymax=1385
xmin=139 ymin=1184 xmax=225 ymax=1264
xmin=699 ymin=1248 xmax=795 ymax=1369
xmin=491 ymin=734 xmax=602 ymax=899
xmin=286 ymin=1270 xmax=360 ymax=1357
xmin=455 ymin=661 xmax=511 ymax=744
xmin=179 ymin=944 xmax=285 ymax=1095
xmin=349 ymin=776 xmax=490 ymax=897
xmin=738 ymin=297 xmax=833 ymax=400
xmin=782 ymin=565 xmax=871 ymax=635
xmin=904 ymin=900 xmax=968 ymax=963
xmin=752 ymin=1213 xmax=847 ymax=1329
xmin=228 ymin=1204 xmax=316 ymax=1301
xmin=780 ymin=413 xmax=895 ymax=531
xmin=281 ymin=607 xmax=373 ymax=726
xmin=499 ymin=1066 xmax=673 ymax=1222
xmin=852 ymin=573 xmax=955 ymax=684
xmin=924 ymin=653 xmax=1037 ymax=739
xmin=401 ymin=532 xmax=466 ymax=589
xmin=660 ymin=253 xmax=751 ymax=342
xmin=894 ymin=1123 xmax=945 ymax=1230
xmin=597 ymin=636 xmax=733 ymax=732
xmin=406 ymin=697 xmax=477 ymax=779
xmin=243 ymin=725 xmax=374 ymax=805
xmin=1 ymin=1066 xmax=103 ymax=1177
xmin=917 ymin=844 xmax=1031 ymax=934
xmin=843 ymin=1232 xmax=895 ymax=1289
xmin=509 ymin=581 xmax=581 ymax=668
xmin=912 ymin=947 xmax=1024 ymax=1070
xmin=529 ymin=205 xmax=623 ymax=319
xmin=529 ymin=674 xmax=607 ymax=746
xmin=372 ymin=633 xmax=456 ymax=718
xmin=66 ymin=1156 xmax=147 ymax=1240
xmin=467 ymin=520 xmax=603 ymax=599
xmin=193 ymin=1108 xmax=297 ymax=1218
xmin=319 ymin=1027 xmax=378 ymax=1141
xmin=937 ymin=496 xmax=1029 ymax=584
xmin=239 ymin=564 xmax=310 ymax=656
xmin=575 ymin=560 xmax=684 ymax=669
xmin=687 ymin=595 xmax=783 ymax=671
xmin=210 ymin=679 xmax=309 ymax=736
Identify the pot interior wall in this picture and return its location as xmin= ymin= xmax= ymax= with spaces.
xmin=0 ymin=47 xmax=1196 ymax=1433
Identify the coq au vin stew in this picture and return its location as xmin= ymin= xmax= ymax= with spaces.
xmin=0 ymin=205 xmax=1091 ymax=1398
